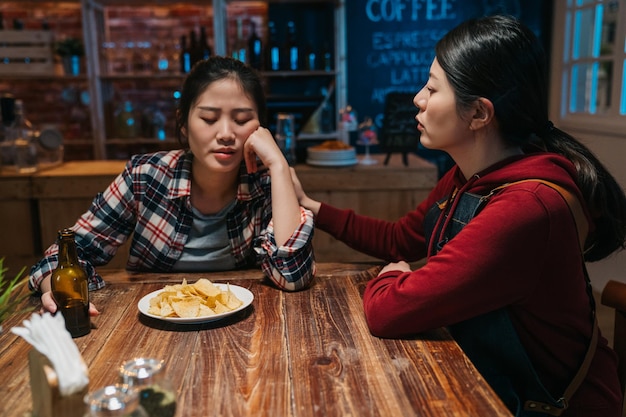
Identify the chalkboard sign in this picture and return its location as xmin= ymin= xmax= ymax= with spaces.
xmin=346 ymin=0 xmax=552 ymax=150
xmin=379 ymin=92 xmax=419 ymax=165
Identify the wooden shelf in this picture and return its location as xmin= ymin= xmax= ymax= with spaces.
xmin=261 ymin=70 xmax=336 ymax=77
xmin=99 ymin=73 xmax=185 ymax=81
xmin=1 ymin=0 xmax=346 ymax=160
xmin=104 ymin=138 xmax=178 ymax=145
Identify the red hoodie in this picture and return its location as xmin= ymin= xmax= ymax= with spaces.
xmin=315 ymin=152 xmax=621 ymax=416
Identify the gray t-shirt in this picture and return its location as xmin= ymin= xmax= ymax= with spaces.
xmin=173 ymin=199 xmax=237 ymax=271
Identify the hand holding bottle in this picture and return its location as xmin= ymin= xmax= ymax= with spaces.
xmin=39 ymin=229 xmax=100 ymax=332
xmin=40 ymin=288 xmax=99 ymax=317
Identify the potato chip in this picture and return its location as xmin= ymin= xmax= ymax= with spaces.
xmin=172 ymin=299 xmax=200 ymax=318
xmin=218 ymin=288 xmax=243 ymax=310
xmin=193 ymin=278 xmax=221 ymax=298
xmin=159 ymin=302 xmax=174 ymax=317
xmin=147 ymin=279 xmax=243 ymax=318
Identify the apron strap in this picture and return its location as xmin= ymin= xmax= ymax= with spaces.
xmin=493 ymin=180 xmax=596 ymax=416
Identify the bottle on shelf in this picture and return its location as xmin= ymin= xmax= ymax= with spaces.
xmin=304 ymin=42 xmax=317 ymax=71
xmin=156 ymin=42 xmax=170 ymax=73
xmin=283 ymin=21 xmax=299 ymax=71
xmin=275 ymin=113 xmax=296 ymax=165
xmin=115 ymin=101 xmax=139 ymax=139
xmin=141 ymin=106 xmax=166 ymax=141
xmin=322 ymin=42 xmax=333 ymax=72
xmin=168 ymin=35 xmax=181 ymax=74
xmin=134 ymin=41 xmax=152 ymax=74
xmin=50 ymin=228 xmax=91 ymax=338
xmin=189 ymin=29 xmax=199 ymax=68
xmin=0 ymin=93 xmax=16 ymax=167
xmin=37 ymin=125 xmax=64 ymax=170
xmin=179 ymin=34 xmax=191 ymax=74
xmin=232 ymin=18 xmax=247 ymax=64
xmin=265 ymin=21 xmax=280 ymax=71
xmin=152 ymin=109 xmax=166 ymax=141
xmin=198 ymin=26 xmax=212 ymax=61
xmin=320 ymin=86 xmax=335 ymax=133
xmin=247 ymin=19 xmax=262 ymax=70
xmin=10 ymin=99 xmax=38 ymax=174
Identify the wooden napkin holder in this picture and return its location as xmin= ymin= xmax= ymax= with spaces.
xmin=29 ymin=349 xmax=88 ymax=417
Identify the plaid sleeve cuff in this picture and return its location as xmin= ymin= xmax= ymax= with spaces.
xmin=258 ymin=207 xmax=316 ymax=291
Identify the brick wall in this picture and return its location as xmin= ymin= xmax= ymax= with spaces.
xmin=1 ymin=1 xmax=267 ymax=160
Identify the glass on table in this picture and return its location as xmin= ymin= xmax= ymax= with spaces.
xmin=118 ymin=358 xmax=177 ymax=417
xmin=84 ymin=384 xmax=148 ymax=417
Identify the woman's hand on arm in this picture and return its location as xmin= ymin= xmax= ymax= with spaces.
xmin=289 ymin=168 xmax=321 ymax=216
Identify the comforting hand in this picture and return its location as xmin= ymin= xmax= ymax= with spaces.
xmin=289 ymin=168 xmax=321 ymax=216
xmin=41 ymin=291 xmax=100 ymax=316
xmin=289 ymin=168 xmax=307 ymax=204
xmin=378 ymin=261 xmax=412 ymax=276
xmin=244 ymin=126 xmax=287 ymax=174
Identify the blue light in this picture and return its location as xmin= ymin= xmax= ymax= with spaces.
xmin=621 ymin=60 xmax=626 ymax=115
xmin=570 ymin=66 xmax=579 ymax=113
xmin=573 ymin=11 xmax=581 ymax=59
xmin=589 ymin=62 xmax=598 ymax=114
xmin=592 ymin=4 xmax=603 ymax=57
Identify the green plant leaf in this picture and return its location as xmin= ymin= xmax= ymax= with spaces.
xmin=0 ymin=258 xmax=34 ymax=325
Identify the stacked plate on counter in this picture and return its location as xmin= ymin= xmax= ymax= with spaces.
xmin=306 ymin=141 xmax=357 ymax=166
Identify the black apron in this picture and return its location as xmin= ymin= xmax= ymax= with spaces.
xmin=423 ymin=187 xmax=596 ymax=416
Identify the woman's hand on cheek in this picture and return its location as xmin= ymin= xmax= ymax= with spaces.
xmin=244 ymin=126 xmax=285 ymax=173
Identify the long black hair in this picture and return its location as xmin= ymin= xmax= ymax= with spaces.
xmin=435 ymin=15 xmax=626 ymax=261
xmin=175 ymin=56 xmax=267 ymax=145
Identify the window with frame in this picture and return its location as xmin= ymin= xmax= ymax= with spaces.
xmin=552 ymin=0 xmax=625 ymax=133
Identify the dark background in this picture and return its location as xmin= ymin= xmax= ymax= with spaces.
xmin=345 ymin=0 xmax=553 ymax=174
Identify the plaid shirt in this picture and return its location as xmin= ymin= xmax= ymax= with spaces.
xmin=29 ymin=150 xmax=316 ymax=292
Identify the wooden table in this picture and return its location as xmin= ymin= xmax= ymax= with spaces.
xmin=0 ymin=263 xmax=511 ymax=417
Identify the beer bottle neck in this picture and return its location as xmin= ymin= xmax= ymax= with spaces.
xmin=58 ymin=236 xmax=79 ymax=266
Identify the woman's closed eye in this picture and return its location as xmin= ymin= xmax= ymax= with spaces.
xmin=234 ymin=117 xmax=255 ymax=126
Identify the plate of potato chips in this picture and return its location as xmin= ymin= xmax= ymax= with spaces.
xmin=138 ymin=279 xmax=254 ymax=324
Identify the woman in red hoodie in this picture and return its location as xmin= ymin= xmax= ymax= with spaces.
xmin=292 ymin=15 xmax=626 ymax=417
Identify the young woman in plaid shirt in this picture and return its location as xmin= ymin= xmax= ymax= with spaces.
xmin=31 ymin=56 xmax=316 ymax=314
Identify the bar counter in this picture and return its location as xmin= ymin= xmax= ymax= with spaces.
xmin=0 ymin=263 xmax=512 ymax=417
xmin=0 ymin=154 xmax=438 ymax=273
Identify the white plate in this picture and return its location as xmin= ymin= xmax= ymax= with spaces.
xmin=138 ymin=283 xmax=254 ymax=324
xmin=306 ymin=158 xmax=358 ymax=167
xmin=307 ymin=148 xmax=356 ymax=161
